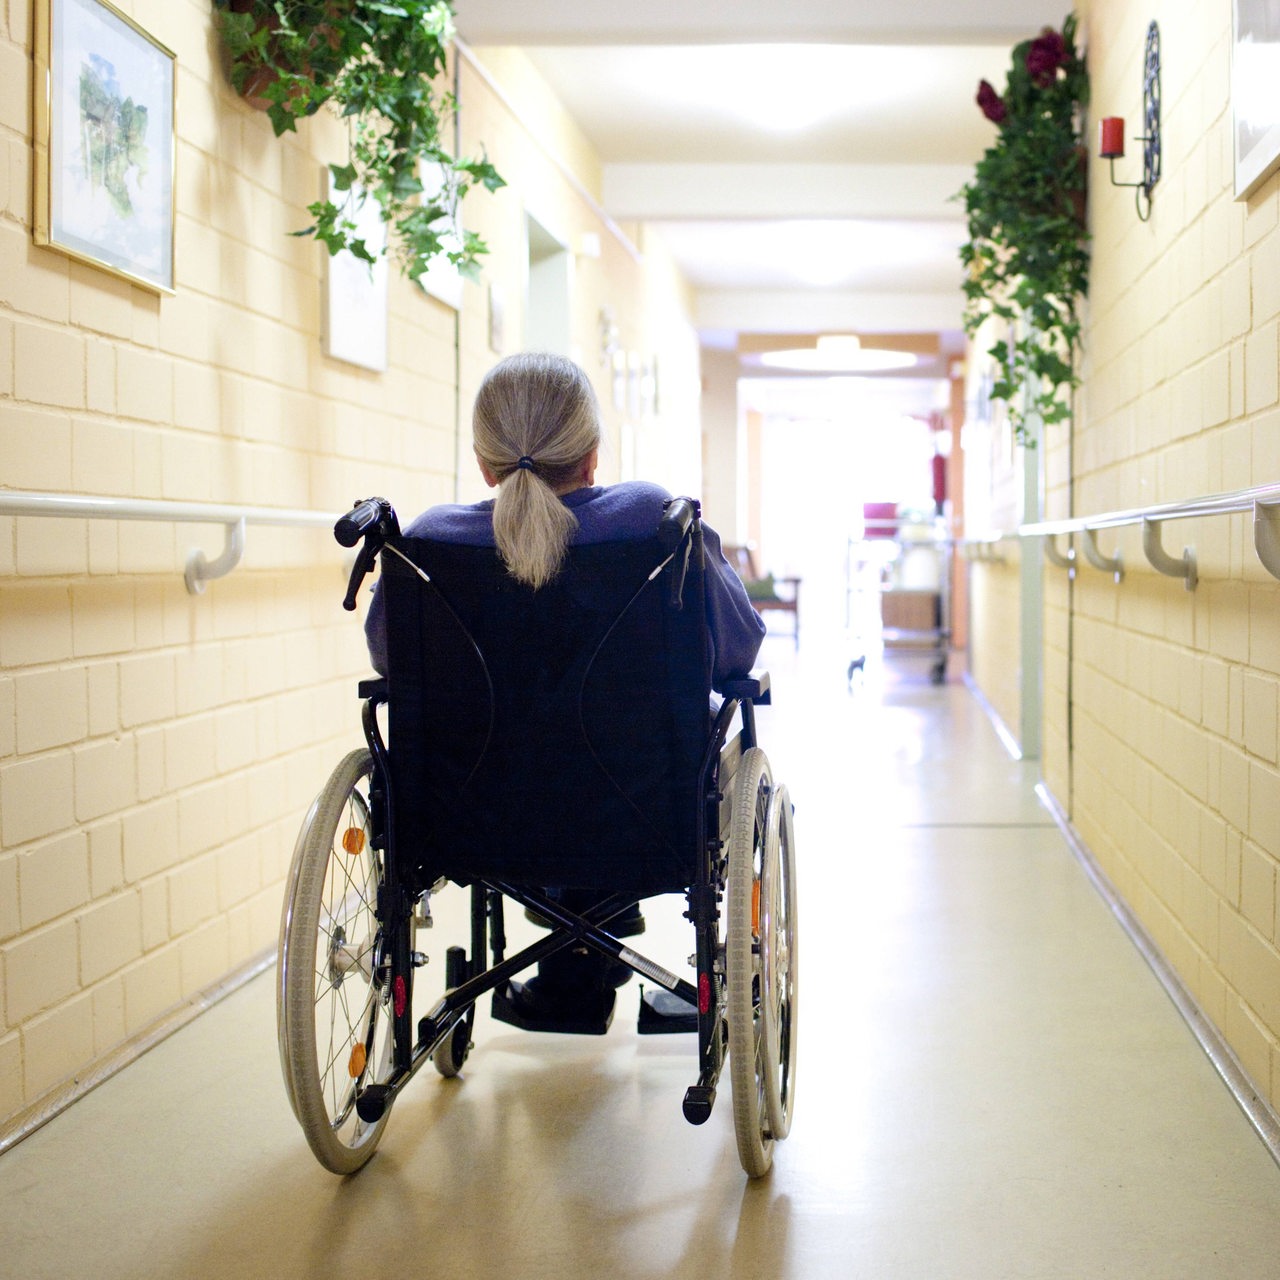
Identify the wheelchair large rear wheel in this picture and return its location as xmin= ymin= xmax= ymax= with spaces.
xmin=726 ymin=748 xmax=797 ymax=1177
xmin=760 ymin=782 xmax=798 ymax=1141
xmin=278 ymin=748 xmax=395 ymax=1173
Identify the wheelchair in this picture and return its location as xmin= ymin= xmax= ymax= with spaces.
xmin=276 ymin=495 xmax=798 ymax=1178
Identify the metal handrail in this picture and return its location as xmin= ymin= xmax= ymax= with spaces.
xmin=1017 ymin=481 xmax=1280 ymax=589
xmin=0 ymin=490 xmax=336 ymax=594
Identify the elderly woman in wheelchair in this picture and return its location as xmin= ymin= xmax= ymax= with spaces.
xmin=277 ymin=354 xmax=798 ymax=1178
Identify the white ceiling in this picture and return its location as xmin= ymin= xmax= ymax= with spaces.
xmin=453 ymin=0 xmax=1068 ymax=399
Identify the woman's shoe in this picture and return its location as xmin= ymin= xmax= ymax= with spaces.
xmin=490 ymin=977 xmax=616 ymax=1035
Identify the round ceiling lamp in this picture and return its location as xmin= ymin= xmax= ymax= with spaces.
xmin=756 ymin=335 xmax=920 ymax=373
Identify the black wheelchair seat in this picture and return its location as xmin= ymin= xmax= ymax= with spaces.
xmin=379 ymin=533 xmax=712 ymax=895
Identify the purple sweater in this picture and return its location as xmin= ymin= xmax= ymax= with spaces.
xmin=363 ymin=481 xmax=765 ymax=691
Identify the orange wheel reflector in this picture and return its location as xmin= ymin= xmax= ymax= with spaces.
xmin=348 ymin=1043 xmax=367 ymax=1078
xmin=341 ymin=827 xmax=366 ymax=856
xmin=752 ymin=879 xmax=761 ymax=936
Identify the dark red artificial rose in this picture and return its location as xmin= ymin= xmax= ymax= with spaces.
xmin=976 ymin=79 xmax=1006 ymax=124
xmin=1026 ymin=28 xmax=1068 ymax=86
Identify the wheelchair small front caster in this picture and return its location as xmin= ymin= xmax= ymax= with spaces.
xmin=431 ymin=1017 xmax=473 ymax=1078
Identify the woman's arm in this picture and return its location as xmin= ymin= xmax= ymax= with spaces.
xmin=701 ymin=522 xmax=767 ymax=690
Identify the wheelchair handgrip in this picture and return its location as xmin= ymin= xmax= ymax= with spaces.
xmin=335 ymin=497 xmax=389 ymax=548
xmin=658 ymin=496 xmax=699 ymax=551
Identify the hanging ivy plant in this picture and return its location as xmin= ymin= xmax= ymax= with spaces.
xmin=959 ymin=14 xmax=1089 ymax=444
xmin=213 ymin=0 xmax=505 ymax=284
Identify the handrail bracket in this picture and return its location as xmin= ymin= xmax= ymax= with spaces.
xmin=1043 ymin=535 xmax=1076 ymax=577
xmin=185 ymin=518 xmax=247 ymax=595
xmin=1254 ymin=501 xmax=1280 ymax=582
xmin=1082 ymin=528 xmax=1124 ymax=583
xmin=1142 ymin=518 xmax=1197 ymax=590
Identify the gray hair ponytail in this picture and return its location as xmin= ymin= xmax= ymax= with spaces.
xmin=473 ymin=353 xmax=603 ymax=589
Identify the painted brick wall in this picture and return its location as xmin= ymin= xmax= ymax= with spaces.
xmin=1041 ymin=0 xmax=1280 ymax=1114
xmin=968 ymin=555 xmax=1023 ymax=743
xmin=0 ymin=4 xmax=700 ymax=1131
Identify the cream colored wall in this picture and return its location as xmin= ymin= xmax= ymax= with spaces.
xmin=0 ymin=7 xmax=701 ymax=1134
xmin=967 ymin=555 xmax=1023 ymax=742
xmin=698 ymin=347 xmax=744 ymax=539
xmin=1045 ymin=0 xmax=1280 ymax=1112
xmin=962 ymin=317 xmax=1026 ymax=745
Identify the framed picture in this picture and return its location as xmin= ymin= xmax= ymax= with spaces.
xmin=33 ymin=0 xmax=175 ymax=292
xmin=322 ymin=176 xmax=389 ymax=372
xmin=1233 ymin=0 xmax=1280 ymax=199
xmin=417 ymin=160 xmax=464 ymax=311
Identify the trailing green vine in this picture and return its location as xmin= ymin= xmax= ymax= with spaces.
xmin=959 ymin=14 xmax=1089 ymax=444
xmin=213 ymin=0 xmax=504 ymax=283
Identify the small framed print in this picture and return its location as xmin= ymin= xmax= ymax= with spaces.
xmin=1233 ymin=0 xmax=1280 ymax=198
xmin=33 ymin=0 xmax=176 ymax=292
xmin=322 ymin=176 xmax=389 ymax=372
xmin=417 ymin=160 xmax=465 ymax=311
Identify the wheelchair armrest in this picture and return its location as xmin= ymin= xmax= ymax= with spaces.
xmin=358 ymin=677 xmax=389 ymax=701
xmin=721 ymin=670 xmax=770 ymax=705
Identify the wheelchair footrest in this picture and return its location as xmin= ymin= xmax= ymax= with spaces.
xmin=490 ymin=980 xmax=615 ymax=1036
xmin=637 ymin=985 xmax=698 ymax=1035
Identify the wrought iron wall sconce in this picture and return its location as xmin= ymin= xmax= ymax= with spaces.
xmin=1098 ymin=20 xmax=1162 ymax=221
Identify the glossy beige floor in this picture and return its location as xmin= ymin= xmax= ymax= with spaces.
xmin=5 ymin=632 xmax=1280 ymax=1279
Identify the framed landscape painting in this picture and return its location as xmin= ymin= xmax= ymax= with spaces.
xmin=33 ymin=0 xmax=175 ymax=292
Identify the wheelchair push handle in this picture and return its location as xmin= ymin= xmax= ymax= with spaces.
xmin=659 ymin=497 xmax=701 ymax=609
xmin=335 ymin=497 xmax=395 ymax=548
xmin=336 ymin=497 xmax=400 ymax=612
xmin=658 ymin=496 xmax=700 ymax=551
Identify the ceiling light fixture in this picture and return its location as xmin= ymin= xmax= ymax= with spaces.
xmin=757 ymin=335 xmax=919 ymax=374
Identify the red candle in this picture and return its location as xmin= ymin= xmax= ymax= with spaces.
xmin=1099 ymin=116 xmax=1125 ymax=159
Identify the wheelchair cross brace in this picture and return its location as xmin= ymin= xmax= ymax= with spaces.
xmin=356 ymin=877 xmax=710 ymax=1125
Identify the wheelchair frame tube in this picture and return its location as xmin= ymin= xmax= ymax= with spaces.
xmin=684 ymin=692 xmax=754 ymax=1124
xmin=360 ymin=690 xmax=417 ymax=1078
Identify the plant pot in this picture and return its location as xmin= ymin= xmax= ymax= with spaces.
xmin=241 ymin=64 xmax=284 ymax=111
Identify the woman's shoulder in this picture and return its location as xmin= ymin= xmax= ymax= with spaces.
xmin=401 ymin=499 xmax=495 ymax=545
xmin=570 ymin=480 xmax=674 ymax=542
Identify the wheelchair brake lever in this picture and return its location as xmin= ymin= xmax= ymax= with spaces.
xmin=342 ymin=539 xmax=380 ymax=612
xmin=668 ymin=539 xmax=691 ymax=609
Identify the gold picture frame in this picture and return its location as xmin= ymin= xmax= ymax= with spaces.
xmin=33 ymin=0 xmax=176 ymax=293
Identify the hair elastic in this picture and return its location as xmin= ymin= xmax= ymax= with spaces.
xmin=515 ymin=456 xmax=536 ymax=471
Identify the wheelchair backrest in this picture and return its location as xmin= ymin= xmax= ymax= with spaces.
xmin=378 ymin=530 xmax=711 ymax=894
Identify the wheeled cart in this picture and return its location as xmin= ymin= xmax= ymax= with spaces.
xmin=847 ymin=511 xmax=952 ymax=684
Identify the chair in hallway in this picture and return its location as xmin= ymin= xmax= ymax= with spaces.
xmin=723 ymin=543 xmax=801 ymax=646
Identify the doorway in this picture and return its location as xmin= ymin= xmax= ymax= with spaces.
xmin=526 ymin=213 xmax=572 ymax=355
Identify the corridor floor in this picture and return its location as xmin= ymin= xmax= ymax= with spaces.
xmin=4 ymin=633 xmax=1280 ymax=1279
